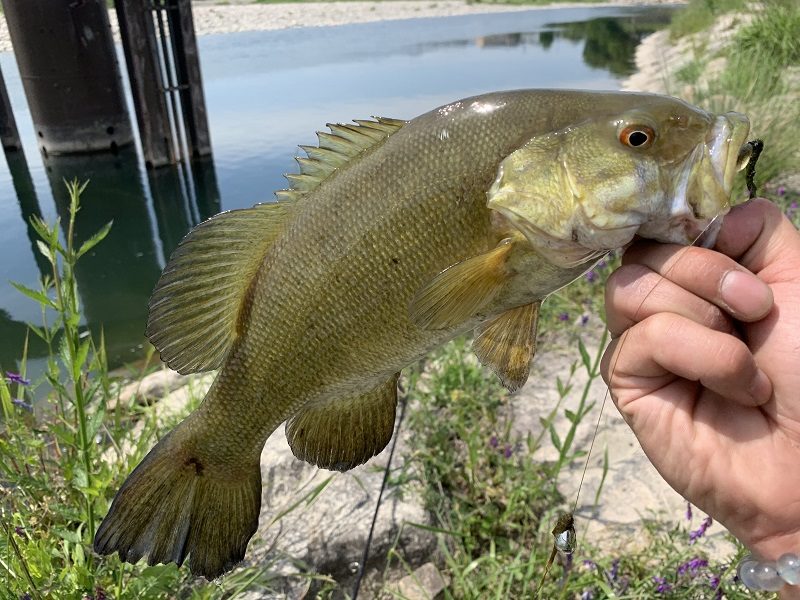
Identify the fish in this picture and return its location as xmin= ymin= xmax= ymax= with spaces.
xmin=94 ymin=89 xmax=752 ymax=579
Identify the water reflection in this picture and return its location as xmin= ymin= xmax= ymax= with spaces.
xmin=467 ymin=12 xmax=671 ymax=76
xmin=45 ymin=148 xmax=163 ymax=365
xmin=5 ymin=149 xmax=49 ymax=278
xmin=547 ymin=15 xmax=669 ymax=76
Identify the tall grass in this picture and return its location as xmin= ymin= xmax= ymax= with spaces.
xmin=669 ymin=0 xmax=800 ymax=203
xmin=0 ymin=181 xmax=278 ymax=599
xmin=668 ymin=0 xmax=747 ymax=40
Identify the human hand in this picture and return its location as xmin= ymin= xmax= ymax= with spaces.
xmin=601 ymin=199 xmax=800 ymax=593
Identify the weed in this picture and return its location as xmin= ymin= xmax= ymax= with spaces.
xmin=669 ymin=0 xmax=747 ymax=40
xmin=0 ymin=181 xmax=279 ymax=598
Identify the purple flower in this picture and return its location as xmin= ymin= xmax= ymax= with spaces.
xmin=5 ymin=372 xmax=30 ymax=386
xmin=14 ymin=526 xmax=24 ymax=537
xmin=585 ymin=270 xmax=597 ymax=283
xmin=689 ymin=516 xmax=712 ymax=544
xmin=685 ymin=502 xmax=693 ymax=521
xmin=12 ymin=398 xmax=33 ymax=412
xmin=596 ymin=259 xmax=608 ymax=270
xmin=709 ymin=573 xmax=721 ymax=589
xmin=653 ymin=575 xmax=672 ymax=594
xmin=609 ymin=558 xmax=620 ymax=581
xmin=580 ymin=314 xmax=589 ymax=326
xmin=558 ymin=312 xmax=569 ymax=322
xmin=503 ymin=444 xmax=513 ymax=459
xmin=582 ymin=559 xmax=597 ymax=570
xmin=677 ymin=556 xmax=708 ymax=576
xmin=777 ymin=185 xmax=786 ymax=196
xmin=489 ymin=435 xmax=498 ymax=448
xmin=580 ymin=589 xmax=595 ymax=600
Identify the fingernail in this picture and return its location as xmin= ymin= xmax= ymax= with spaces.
xmin=720 ymin=270 xmax=773 ymax=318
xmin=749 ymin=368 xmax=772 ymax=405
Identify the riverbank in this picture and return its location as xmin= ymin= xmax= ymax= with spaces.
xmin=0 ymin=0 xmax=682 ymax=53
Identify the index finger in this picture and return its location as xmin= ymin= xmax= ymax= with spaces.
xmin=621 ymin=243 xmax=773 ymax=323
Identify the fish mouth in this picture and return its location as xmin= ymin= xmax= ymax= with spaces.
xmin=708 ymin=112 xmax=752 ymax=200
xmin=639 ymin=112 xmax=751 ymax=247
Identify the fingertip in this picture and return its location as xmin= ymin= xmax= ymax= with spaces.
xmin=719 ymin=269 xmax=774 ymax=321
xmin=748 ymin=368 xmax=773 ymax=406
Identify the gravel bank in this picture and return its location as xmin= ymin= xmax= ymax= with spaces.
xmin=0 ymin=0 xmax=682 ymax=54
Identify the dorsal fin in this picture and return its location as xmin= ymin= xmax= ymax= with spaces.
xmin=275 ymin=117 xmax=406 ymax=202
xmin=146 ymin=202 xmax=293 ymax=374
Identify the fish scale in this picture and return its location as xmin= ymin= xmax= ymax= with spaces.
xmin=95 ymin=89 xmax=752 ymax=579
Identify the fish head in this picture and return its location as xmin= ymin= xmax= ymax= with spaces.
xmin=487 ymin=95 xmax=751 ymax=267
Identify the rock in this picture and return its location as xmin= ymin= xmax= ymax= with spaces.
xmin=243 ymin=406 xmax=437 ymax=597
xmin=386 ymin=562 xmax=449 ymax=600
xmin=112 ymin=367 xmax=191 ymax=409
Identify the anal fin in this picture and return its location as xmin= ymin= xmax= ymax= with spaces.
xmin=473 ymin=301 xmax=541 ymax=393
xmin=285 ymin=375 xmax=399 ymax=471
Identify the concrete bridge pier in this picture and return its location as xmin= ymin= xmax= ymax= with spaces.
xmin=1 ymin=0 xmax=133 ymax=155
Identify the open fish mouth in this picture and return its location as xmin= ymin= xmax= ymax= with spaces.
xmin=639 ymin=111 xmax=751 ymax=247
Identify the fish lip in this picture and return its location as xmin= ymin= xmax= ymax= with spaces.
xmin=708 ymin=112 xmax=751 ymax=199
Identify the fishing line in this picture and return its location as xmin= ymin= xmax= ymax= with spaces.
xmin=351 ymin=383 xmax=409 ymax=600
xmin=574 ymin=214 xmax=723 ymax=512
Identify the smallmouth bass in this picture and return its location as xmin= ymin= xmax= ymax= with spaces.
xmin=95 ymin=89 xmax=752 ymax=578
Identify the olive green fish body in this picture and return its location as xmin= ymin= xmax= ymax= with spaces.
xmin=95 ymin=89 xmax=753 ymax=578
xmin=222 ymin=92 xmax=610 ymax=437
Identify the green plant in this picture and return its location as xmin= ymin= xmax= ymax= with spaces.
xmin=669 ymin=0 xmax=747 ymax=40
xmin=394 ymin=333 xmax=762 ymax=598
xmin=0 ymin=181 xmax=279 ymax=598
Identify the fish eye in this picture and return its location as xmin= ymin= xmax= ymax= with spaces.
xmin=619 ymin=125 xmax=655 ymax=149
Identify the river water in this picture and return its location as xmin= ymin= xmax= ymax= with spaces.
xmin=0 ymin=5 xmax=675 ymax=373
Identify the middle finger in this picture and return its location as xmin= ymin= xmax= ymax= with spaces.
xmin=605 ymin=263 xmax=733 ymax=337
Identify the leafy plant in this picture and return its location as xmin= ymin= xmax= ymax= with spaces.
xmin=0 ymin=181 xmax=278 ymax=598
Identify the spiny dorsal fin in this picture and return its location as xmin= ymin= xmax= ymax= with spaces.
xmin=409 ymin=240 xmax=515 ymax=330
xmin=473 ymin=301 xmax=541 ymax=393
xmin=285 ymin=374 xmax=399 ymax=471
xmin=275 ymin=117 xmax=406 ymax=202
xmin=146 ymin=202 xmax=293 ymax=374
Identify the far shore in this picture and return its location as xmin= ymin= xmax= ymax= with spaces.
xmin=0 ymin=0 xmax=683 ymax=53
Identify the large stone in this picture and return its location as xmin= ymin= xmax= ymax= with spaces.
xmin=246 ymin=415 xmax=436 ymax=597
xmin=386 ymin=562 xmax=449 ymax=600
xmin=112 ymin=370 xmax=435 ymax=597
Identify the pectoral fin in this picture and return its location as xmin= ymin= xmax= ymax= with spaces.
xmin=285 ymin=375 xmax=399 ymax=472
xmin=473 ymin=301 xmax=541 ymax=392
xmin=409 ymin=240 xmax=514 ymax=330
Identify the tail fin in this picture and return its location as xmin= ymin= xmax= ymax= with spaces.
xmin=94 ymin=423 xmax=262 ymax=579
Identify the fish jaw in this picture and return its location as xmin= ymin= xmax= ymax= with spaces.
xmin=637 ymin=111 xmax=751 ymax=247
